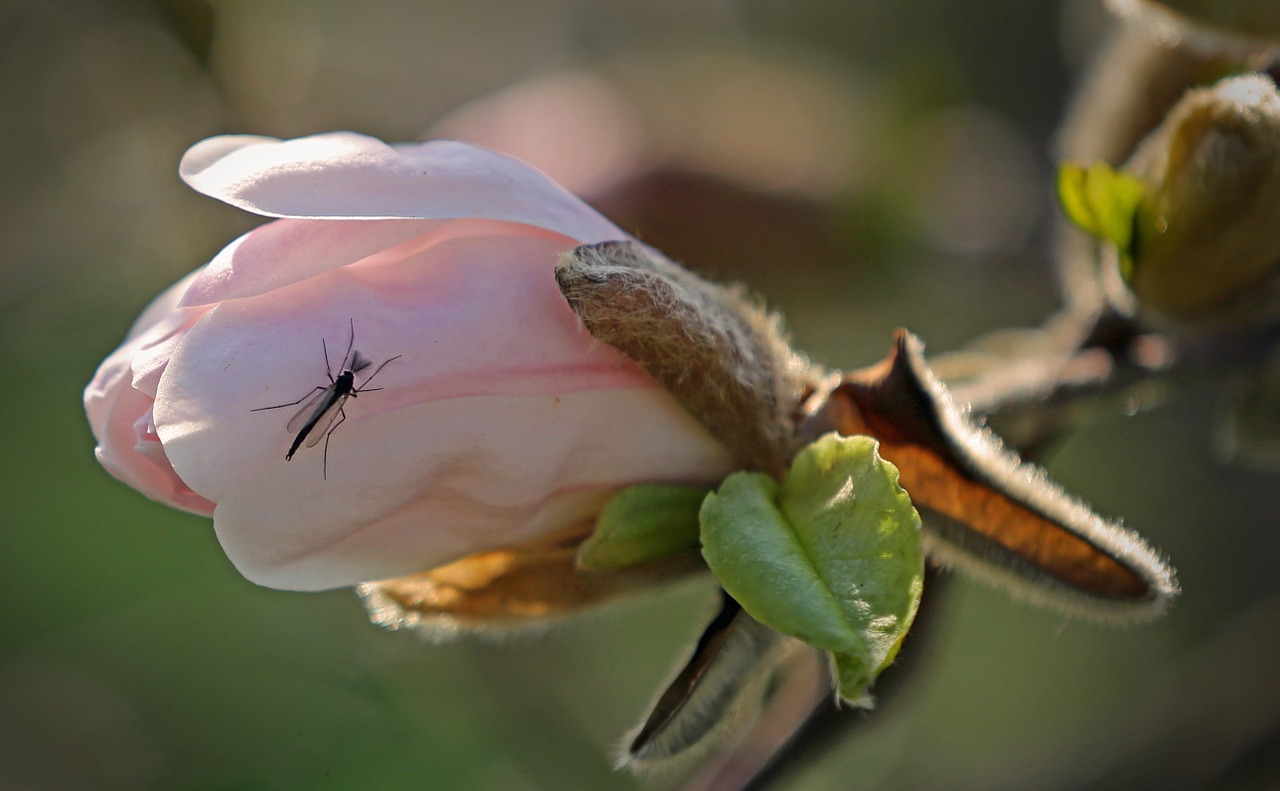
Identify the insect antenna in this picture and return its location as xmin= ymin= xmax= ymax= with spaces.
xmin=341 ymin=317 xmax=357 ymax=369
xmin=321 ymin=336 xmax=335 ymax=383
xmin=357 ymin=354 xmax=403 ymax=391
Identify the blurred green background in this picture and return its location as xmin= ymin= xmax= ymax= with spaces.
xmin=4 ymin=0 xmax=1280 ymax=789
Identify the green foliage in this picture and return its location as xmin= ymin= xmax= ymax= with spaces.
xmin=699 ymin=434 xmax=924 ymax=704
xmin=1057 ymin=162 xmax=1147 ymax=279
xmin=576 ymin=484 xmax=708 ymax=569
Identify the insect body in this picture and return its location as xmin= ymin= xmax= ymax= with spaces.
xmin=253 ymin=320 xmax=401 ymax=478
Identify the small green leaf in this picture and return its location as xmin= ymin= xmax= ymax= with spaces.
xmin=577 ymin=484 xmax=709 ymax=570
xmin=699 ymin=434 xmax=924 ymax=704
xmin=700 ymin=473 xmax=864 ymax=651
xmin=1057 ymin=162 xmax=1146 ymax=279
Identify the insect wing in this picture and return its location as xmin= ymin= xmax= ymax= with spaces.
xmin=304 ymin=392 xmax=349 ymax=448
xmin=349 ymin=349 xmax=373 ymax=374
xmin=287 ymin=386 xmax=337 ymax=435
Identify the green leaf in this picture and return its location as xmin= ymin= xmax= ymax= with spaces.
xmin=699 ymin=434 xmax=924 ymax=704
xmin=576 ymin=484 xmax=709 ymax=570
xmin=699 ymin=473 xmax=863 ymax=651
xmin=1057 ymin=162 xmax=1146 ymax=279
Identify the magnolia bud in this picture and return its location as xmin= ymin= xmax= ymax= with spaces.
xmin=1108 ymin=0 xmax=1280 ymax=48
xmin=1126 ymin=74 xmax=1280 ymax=324
xmin=85 ymin=132 xmax=736 ymax=592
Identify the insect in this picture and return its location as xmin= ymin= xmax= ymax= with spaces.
xmin=252 ymin=319 xmax=402 ymax=478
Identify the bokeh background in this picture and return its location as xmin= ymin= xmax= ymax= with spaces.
xmin=4 ymin=0 xmax=1279 ymax=789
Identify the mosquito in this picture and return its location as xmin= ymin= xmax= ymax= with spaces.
xmin=252 ymin=319 xmax=402 ymax=478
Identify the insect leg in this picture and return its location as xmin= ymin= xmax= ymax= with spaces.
xmin=322 ymin=408 xmax=348 ymax=480
xmin=251 ymin=385 xmax=326 ymax=412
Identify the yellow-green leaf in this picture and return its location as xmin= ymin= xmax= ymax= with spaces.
xmin=577 ymin=484 xmax=709 ymax=570
xmin=1057 ymin=162 xmax=1146 ymax=279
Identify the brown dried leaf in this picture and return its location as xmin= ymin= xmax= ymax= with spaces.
xmin=805 ymin=330 xmax=1177 ymax=623
xmin=358 ymin=525 xmax=704 ymax=639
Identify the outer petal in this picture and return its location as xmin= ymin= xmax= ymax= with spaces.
xmin=214 ymin=390 xmax=731 ymax=590
xmin=85 ymin=271 xmax=215 ymax=515
xmin=151 ymin=231 xmax=732 ymax=588
xmin=178 ymin=218 xmax=569 ymax=307
xmin=179 ymin=133 xmax=626 ymax=241
xmin=179 ymin=219 xmax=440 ymax=307
xmin=92 ymin=381 xmax=214 ymax=516
xmin=155 ymin=233 xmax=685 ymax=498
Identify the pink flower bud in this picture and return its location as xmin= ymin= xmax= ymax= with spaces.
xmin=85 ymin=132 xmax=733 ymax=591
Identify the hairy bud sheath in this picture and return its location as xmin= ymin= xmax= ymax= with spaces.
xmin=556 ymin=241 xmax=810 ymax=474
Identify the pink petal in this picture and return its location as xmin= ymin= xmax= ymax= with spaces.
xmin=85 ymin=342 xmax=136 ymax=443
xmin=154 ymin=234 xmax=656 ymax=501
xmin=84 ymin=270 xmax=214 ymax=514
xmin=179 ymin=132 xmax=626 ymax=242
xmin=178 ymin=217 xmax=568 ymax=307
xmin=130 ymin=313 xmax=205 ymax=397
xmin=179 ymin=219 xmax=437 ymax=307
xmin=88 ymin=369 xmax=214 ymax=516
xmin=150 ymin=231 xmax=733 ymax=588
xmin=211 ymin=390 xmax=731 ymax=590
